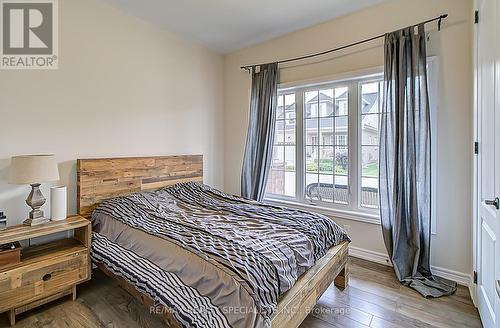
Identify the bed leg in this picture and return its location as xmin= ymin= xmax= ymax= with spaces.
xmin=334 ymin=263 xmax=349 ymax=289
xmin=8 ymin=309 xmax=15 ymax=326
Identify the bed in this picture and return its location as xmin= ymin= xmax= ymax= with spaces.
xmin=77 ymin=155 xmax=350 ymax=328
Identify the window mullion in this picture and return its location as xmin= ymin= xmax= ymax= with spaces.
xmin=296 ymin=89 xmax=305 ymax=202
xmin=350 ymin=81 xmax=359 ymax=212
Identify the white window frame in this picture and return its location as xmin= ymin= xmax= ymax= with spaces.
xmin=265 ymin=61 xmax=438 ymax=226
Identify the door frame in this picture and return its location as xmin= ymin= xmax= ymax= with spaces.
xmin=472 ymin=0 xmax=479 ymax=307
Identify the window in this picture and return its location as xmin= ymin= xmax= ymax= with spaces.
xmin=266 ymin=65 xmax=437 ymax=217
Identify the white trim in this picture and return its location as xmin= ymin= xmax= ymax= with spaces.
xmin=348 ymin=246 xmax=472 ymax=287
xmin=430 ymin=267 xmax=473 ymax=288
xmin=263 ymin=197 xmax=381 ymax=225
xmin=471 ymin=1 xmax=479 ymax=308
xmin=349 ymin=246 xmax=391 ymax=266
xmin=279 ymin=66 xmax=384 ymax=90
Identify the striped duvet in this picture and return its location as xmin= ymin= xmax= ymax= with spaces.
xmin=90 ymin=182 xmax=350 ymax=328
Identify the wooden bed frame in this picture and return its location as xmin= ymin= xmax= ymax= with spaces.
xmin=77 ymin=155 xmax=349 ymax=328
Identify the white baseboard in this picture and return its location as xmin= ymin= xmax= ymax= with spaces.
xmin=348 ymin=246 xmax=472 ymax=287
xmin=429 ymin=266 xmax=472 ymax=287
xmin=349 ymin=246 xmax=391 ymax=266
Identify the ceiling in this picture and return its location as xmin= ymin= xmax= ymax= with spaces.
xmin=101 ymin=0 xmax=389 ymax=53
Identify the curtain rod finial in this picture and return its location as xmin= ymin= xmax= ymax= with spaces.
xmin=438 ymin=13 xmax=448 ymax=31
xmin=241 ymin=66 xmax=252 ymax=74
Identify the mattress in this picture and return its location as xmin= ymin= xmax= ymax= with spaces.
xmin=90 ymin=182 xmax=350 ymax=328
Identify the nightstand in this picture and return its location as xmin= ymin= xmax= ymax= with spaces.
xmin=0 ymin=215 xmax=91 ymax=326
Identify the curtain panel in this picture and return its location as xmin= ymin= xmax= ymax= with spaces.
xmin=241 ymin=63 xmax=279 ymax=201
xmin=379 ymin=24 xmax=456 ymax=297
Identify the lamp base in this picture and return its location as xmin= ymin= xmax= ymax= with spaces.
xmin=23 ymin=217 xmax=50 ymax=226
xmin=25 ymin=183 xmax=47 ymax=225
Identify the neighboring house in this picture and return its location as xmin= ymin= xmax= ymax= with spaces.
xmin=273 ymin=89 xmax=380 ymax=171
xmin=359 ymin=92 xmax=379 ymax=165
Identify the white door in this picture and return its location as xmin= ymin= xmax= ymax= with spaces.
xmin=476 ymin=0 xmax=500 ymax=327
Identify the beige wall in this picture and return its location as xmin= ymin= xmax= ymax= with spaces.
xmin=224 ymin=0 xmax=473 ymax=275
xmin=0 ymin=0 xmax=225 ymax=225
xmin=0 ymin=0 xmax=473 ymax=277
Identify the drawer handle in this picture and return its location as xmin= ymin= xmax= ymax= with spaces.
xmin=42 ymin=273 xmax=52 ymax=281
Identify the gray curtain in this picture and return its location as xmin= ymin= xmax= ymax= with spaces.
xmin=379 ymin=24 xmax=456 ymax=297
xmin=241 ymin=63 xmax=279 ymax=201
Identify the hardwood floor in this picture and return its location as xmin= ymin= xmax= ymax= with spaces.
xmin=0 ymin=257 xmax=482 ymax=328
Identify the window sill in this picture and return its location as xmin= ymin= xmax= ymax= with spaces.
xmin=263 ymin=197 xmax=381 ymax=225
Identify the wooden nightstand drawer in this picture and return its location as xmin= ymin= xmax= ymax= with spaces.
xmin=0 ymin=250 xmax=88 ymax=312
xmin=0 ymin=216 xmax=91 ymax=326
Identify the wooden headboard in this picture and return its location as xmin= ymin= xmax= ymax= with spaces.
xmin=77 ymin=155 xmax=203 ymax=219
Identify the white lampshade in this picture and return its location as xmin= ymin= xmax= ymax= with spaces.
xmin=9 ymin=155 xmax=60 ymax=185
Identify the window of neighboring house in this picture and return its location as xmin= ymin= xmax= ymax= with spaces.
xmin=308 ymin=103 xmax=318 ymax=117
xmin=337 ymin=99 xmax=348 ymax=116
xmin=319 ymin=102 xmax=330 ymax=116
xmin=265 ymin=62 xmax=437 ymax=218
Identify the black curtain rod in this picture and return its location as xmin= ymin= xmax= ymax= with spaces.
xmin=240 ymin=14 xmax=448 ymax=71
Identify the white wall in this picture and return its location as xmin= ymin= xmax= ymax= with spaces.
xmin=224 ymin=0 xmax=473 ymax=276
xmin=0 ymin=0 xmax=225 ymax=225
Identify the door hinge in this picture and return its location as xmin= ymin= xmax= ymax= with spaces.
xmin=473 ymin=271 xmax=478 ymax=284
xmin=475 ymin=10 xmax=479 ymax=24
xmin=474 ymin=142 xmax=479 ymax=154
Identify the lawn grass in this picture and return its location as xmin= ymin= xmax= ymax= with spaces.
xmin=362 ymin=162 xmax=378 ymax=177
xmin=306 ymin=159 xmax=377 ymax=176
xmin=307 ymin=159 xmax=347 ymax=175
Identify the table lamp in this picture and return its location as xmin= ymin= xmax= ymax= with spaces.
xmin=9 ymin=155 xmax=60 ymax=226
